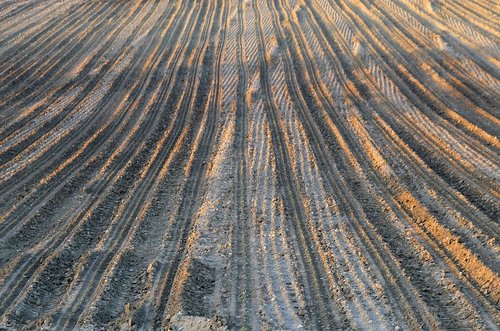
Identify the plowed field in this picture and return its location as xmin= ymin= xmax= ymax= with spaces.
xmin=0 ymin=0 xmax=499 ymax=329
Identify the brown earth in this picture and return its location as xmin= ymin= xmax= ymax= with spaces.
xmin=0 ymin=0 xmax=499 ymax=329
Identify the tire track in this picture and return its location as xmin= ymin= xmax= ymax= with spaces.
xmin=251 ymin=0 xmax=347 ymax=328
xmin=230 ymin=0 xmax=254 ymax=327
xmin=0 ymin=0 xmax=174 ymax=244
xmin=263 ymin=0 xmax=435 ymax=328
xmin=1 ymin=0 xmax=498 ymax=329
xmin=0 ymin=0 xmax=196 ymax=316
xmin=291 ymin=2 xmax=499 ymax=325
xmin=309 ymin=0 xmax=500 ymax=227
xmin=147 ymin=1 xmax=228 ymax=326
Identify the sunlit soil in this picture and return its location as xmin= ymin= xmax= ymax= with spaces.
xmin=0 ymin=0 xmax=498 ymax=329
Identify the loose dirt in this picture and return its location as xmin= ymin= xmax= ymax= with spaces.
xmin=0 ymin=0 xmax=499 ymax=329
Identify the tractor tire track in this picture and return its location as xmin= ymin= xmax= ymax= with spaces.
xmin=1 ymin=0 xmax=498 ymax=329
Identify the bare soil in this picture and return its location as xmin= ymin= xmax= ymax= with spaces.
xmin=0 ymin=0 xmax=499 ymax=329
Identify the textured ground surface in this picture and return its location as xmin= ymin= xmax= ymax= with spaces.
xmin=0 ymin=0 xmax=499 ymax=329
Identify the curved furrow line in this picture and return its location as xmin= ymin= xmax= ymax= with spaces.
xmin=0 ymin=0 xmax=37 ymax=21
xmin=313 ymin=0 xmax=500 ymax=259
xmin=342 ymin=0 xmax=499 ymax=131
xmin=448 ymin=0 xmax=498 ymax=22
xmin=0 ymin=0 xmax=68 ymax=47
xmin=419 ymin=0 xmax=500 ymax=54
xmin=214 ymin=0 xmax=239 ymax=321
xmin=293 ymin=5 xmax=499 ymax=323
xmin=254 ymin=155 xmax=286 ymax=327
xmin=243 ymin=96 xmax=268 ymax=327
xmin=0 ymin=0 xmax=196 ymax=307
xmin=274 ymin=1 xmax=500 ymax=330
xmin=378 ymin=0 xmax=500 ymax=80
xmin=266 ymin=182 xmax=312 ymax=330
xmin=0 ymin=3 xmax=98 ymax=119
xmin=0 ymin=0 xmax=26 ymax=14
xmin=1 ymin=44 xmax=191 ymax=331
xmin=251 ymin=0 xmax=348 ymax=328
xmin=0 ymin=0 xmax=177 ymax=223
xmin=85 ymin=147 xmax=189 ymax=329
xmin=226 ymin=1 xmax=303 ymax=329
xmin=314 ymin=0 xmax=494 ymax=217
xmin=309 ymin=0 xmax=500 ymax=220
xmin=229 ymin=0 xmax=255 ymax=327
xmin=353 ymin=108 xmax=500 ymax=278
xmin=362 ymin=57 xmax=499 ymax=193
xmin=0 ymin=0 xmax=199 ymax=276
xmin=439 ymin=9 xmax=499 ymax=51
xmin=1 ymin=78 xmax=114 ymax=184
xmin=79 ymin=0 xmax=223 ymax=327
xmin=0 ymin=1 xmax=166 ymax=169
xmin=256 ymin=201 xmax=284 ymax=327
xmin=249 ymin=50 xmax=301 ymax=330
xmin=157 ymin=0 xmax=232 ymax=322
xmin=1 ymin=1 xmax=498 ymax=329
xmin=219 ymin=2 xmax=239 ymax=116
xmin=0 ymin=88 xmax=84 ymax=164
xmin=0 ymin=2 xmax=95 ymax=80
xmin=264 ymin=0 xmax=439 ymax=328
xmin=0 ymin=0 xmax=178 ymax=244
xmin=466 ymin=0 xmax=500 ymax=18
xmin=248 ymin=101 xmax=293 ymax=328
xmin=0 ymin=1 xmax=118 ymax=91
xmin=0 ymin=2 xmax=122 ymax=138
xmin=455 ymin=55 xmax=500 ymax=90
xmin=359 ymin=0 xmax=499 ymax=123
xmin=0 ymin=3 xmax=136 ymax=133
xmin=270 ymin=54 xmax=393 ymax=328
xmin=0 ymin=2 xmax=129 ymax=74
xmin=0 ymin=2 xmax=136 ymax=122
xmin=0 ymin=47 xmax=139 ymax=298
xmin=363 ymin=58 xmax=497 ymax=181
xmin=50 ymin=3 xmax=220 ymax=328
xmin=248 ymin=2 xmax=299 ymax=328
xmin=271 ymin=60 xmax=371 ymax=327
xmin=149 ymin=2 xmax=228 ymax=327
xmin=296 ymin=8 xmax=499 ymax=267
xmin=274 ymin=59 xmax=391 ymax=328
xmin=346 ymin=109 xmax=498 ymax=273
xmin=0 ymin=0 xmax=165 ymax=190
xmin=0 ymin=9 xmax=209 ymax=296
xmin=53 ymin=73 xmax=196 ymax=329
xmin=445 ymin=0 xmax=499 ymax=30
xmin=297 ymin=124 xmax=401 ymax=329
xmin=318 ymin=0 xmax=500 ymax=142
xmin=0 ymin=0 xmax=81 ymax=36
xmin=388 ymin=0 xmax=499 ymax=53
xmin=0 ymin=132 xmax=150 ymax=325
xmin=0 ymin=0 xmax=40 ymax=23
